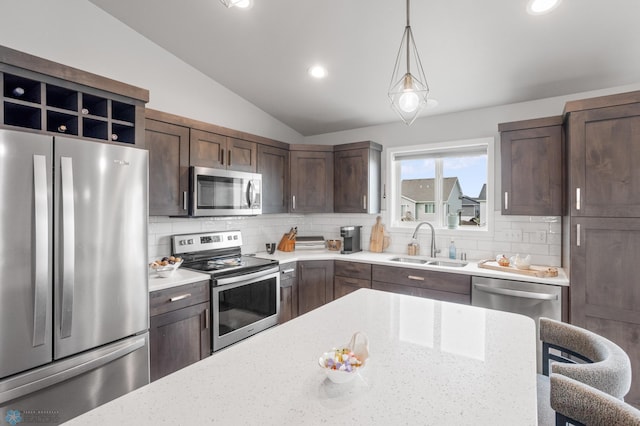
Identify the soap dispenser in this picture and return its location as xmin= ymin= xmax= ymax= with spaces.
xmin=449 ymin=240 xmax=456 ymax=260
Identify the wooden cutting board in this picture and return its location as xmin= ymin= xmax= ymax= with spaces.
xmin=369 ymin=216 xmax=385 ymax=253
xmin=477 ymin=259 xmax=559 ymax=278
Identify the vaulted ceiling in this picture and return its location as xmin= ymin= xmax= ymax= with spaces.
xmin=90 ymin=0 xmax=640 ymax=136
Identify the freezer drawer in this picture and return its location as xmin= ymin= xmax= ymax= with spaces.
xmin=0 ymin=333 xmax=149 ymax=425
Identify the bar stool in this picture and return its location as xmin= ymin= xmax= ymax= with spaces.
xmin=551 ymin=373 xmax=640 ymax=426
xmin=536 ymin=317 xmax=632 ymax=426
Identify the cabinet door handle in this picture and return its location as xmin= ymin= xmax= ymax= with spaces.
xmin=169 ymin=293 xmax=191 ymax=302
xmin=204 ymin=308 xmax=209 ymax=329
xmin=183 ymin=191 xmax=188 ymax=211
xmin=220 ymin=149 xmax=225 ymax=166
xmin=408 ymin=275 xmax=425 ymax=281
xmin=504 ymin=192 xmax=509 ymax=210
xmin=363 ymin=195 xmax=367 ymax=210
xmin=292 ymin=195 xmax=296 ymax=210
xmin=281 ymin=268 xmax=295 ymax=274
xmin=576 ymin=188 xmax=581 ymax=210
xmin=228 ymin=150 xmax=231 ymax=166
xmin=576 ymin=224 xmax=581 ymax=247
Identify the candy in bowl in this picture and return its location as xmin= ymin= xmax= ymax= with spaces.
xmin=150 ymin=256 xmax=183 ymax=278
xmin=318 ymin=332 xmax=369 ymax=383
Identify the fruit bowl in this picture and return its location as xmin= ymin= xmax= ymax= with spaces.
xmin=318 ymin=332 xmax=369 ymax=383
xmin=150 ymin=257 xmax=183 ymax=278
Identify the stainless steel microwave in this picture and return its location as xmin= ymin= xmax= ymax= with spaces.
xmin=189 ymin=166 xmax=262 ymax=216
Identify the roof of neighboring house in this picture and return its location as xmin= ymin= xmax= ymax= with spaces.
xmin=461 ymin=195 xmax=479 ymax=206
xmin=477 ymin=184 xmax=486 ymax=201
xmin=401 ymin=178 xmax=460 ymax=203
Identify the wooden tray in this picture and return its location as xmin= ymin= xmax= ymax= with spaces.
xmin=477 ymin=259 xmax=558 ymax=278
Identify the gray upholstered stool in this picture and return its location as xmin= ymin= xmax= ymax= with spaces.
xmin=551 ymin=373 xmax=640 ymax=426
xmin=537 ymin=317 xmax=632 ymax=426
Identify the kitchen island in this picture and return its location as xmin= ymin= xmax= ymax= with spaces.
xmin=66 ymin=288 xmax=537 ymax=425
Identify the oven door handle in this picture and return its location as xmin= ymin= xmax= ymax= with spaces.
xmin=473 ymin=283 xmax=558 ymax=301
xmin=215 ymin=266 xmax=280 ymax=286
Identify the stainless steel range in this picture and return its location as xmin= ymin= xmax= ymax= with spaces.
xmin=171 ymin=231 xmax=279 ymax=352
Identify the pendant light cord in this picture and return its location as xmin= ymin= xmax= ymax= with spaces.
xmin=406 ymin=0 xmax=411 ymax=74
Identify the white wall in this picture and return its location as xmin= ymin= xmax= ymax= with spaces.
xmin=0 ymin=0 xmax=302 ymax=144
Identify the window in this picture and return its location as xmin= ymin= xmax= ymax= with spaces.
xmin=388 ymin=138 xmax=493 ymax=230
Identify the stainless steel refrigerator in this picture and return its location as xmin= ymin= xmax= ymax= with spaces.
xmin=0 ymin=129 xmax=149 ymax=425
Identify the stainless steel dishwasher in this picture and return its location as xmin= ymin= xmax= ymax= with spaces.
xmin=471 ymin=276 xmax=562 ymax=372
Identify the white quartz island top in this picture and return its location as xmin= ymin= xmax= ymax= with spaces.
xmin=257 ymin=249 xmax=569 ymax=286
xmin=67 ymin=289 xmax=538 ymax=425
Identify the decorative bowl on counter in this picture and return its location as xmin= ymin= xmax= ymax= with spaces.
xmin=150 ymin=257 xmax=183 ymax=278
xmin=318 ymin=332 xmax=369 ymax=383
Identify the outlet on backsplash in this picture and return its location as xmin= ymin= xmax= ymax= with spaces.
xmin=534 ymin=230 xmax=547 ymax=243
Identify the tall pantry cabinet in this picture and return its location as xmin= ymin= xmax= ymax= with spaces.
xmin=563 ymin=91 xmax=640 ymax=407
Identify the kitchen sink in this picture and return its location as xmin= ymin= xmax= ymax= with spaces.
xmin=426 ymin=260 xmax=468 ymax=268
xmin=388 ymin=257 xmax=429 ymax=264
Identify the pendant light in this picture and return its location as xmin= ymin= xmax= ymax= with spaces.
xmin=220 ymin=0 xmax=252 ymax=9
xmin=388 ymin=0 xmax=430 ymax=125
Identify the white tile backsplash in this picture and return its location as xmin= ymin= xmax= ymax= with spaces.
xmin=147 ymin=211 xmax=562 ymax=267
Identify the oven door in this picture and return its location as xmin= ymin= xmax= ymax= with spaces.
xmin=190 ymin=166 xmax=262 ymax=216
xmin=212 ymin=267 xmax=279 ymax=352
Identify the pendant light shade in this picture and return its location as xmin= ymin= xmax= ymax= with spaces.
xmin=388 ymin=0 xmax=430 ymax=125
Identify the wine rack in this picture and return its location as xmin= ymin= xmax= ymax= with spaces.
xmin=1 ymin=71 xmax=137 ymax=144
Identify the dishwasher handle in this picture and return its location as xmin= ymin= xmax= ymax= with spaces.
xmin=473 ymin=283 xmax=558 ymax=301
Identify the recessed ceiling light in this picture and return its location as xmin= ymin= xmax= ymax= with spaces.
xmin=308 ymin=65 xmax=328 ymax=79
xmin=527 ymin=0 xmax=561 ymax=15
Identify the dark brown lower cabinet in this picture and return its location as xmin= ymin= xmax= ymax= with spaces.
xmin=334 ymin=260 xmax=371 ymax=299
xmin=297 ymin=260 xmax=334 ymax=315
xmin=371 ymin=265 xmax=471 ymax=304
xmin=149 ymin=280 xmax=210 ymax=382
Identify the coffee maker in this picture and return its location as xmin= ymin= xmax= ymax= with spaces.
xmin=340 ymin=226 xmax=362 ymax=254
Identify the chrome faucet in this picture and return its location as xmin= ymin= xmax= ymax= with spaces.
xmin=411 ymin=222 xmax=440 ymax=258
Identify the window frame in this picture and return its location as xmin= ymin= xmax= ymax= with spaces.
xmin=386 ymin=137 xmax=494 ymax=234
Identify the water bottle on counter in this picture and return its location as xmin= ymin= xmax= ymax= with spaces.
xmin=449 ymin=240 xmax=456 ymax=260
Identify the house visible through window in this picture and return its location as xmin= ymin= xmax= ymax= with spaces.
xmin=388 ymin=138 xmax=492 ymax=230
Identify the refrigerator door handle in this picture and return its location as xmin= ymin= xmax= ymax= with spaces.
xmin=0 ymin=335 xmax=146 ymax=404
xmin=60 ymin=156 xmax=75 ymax=339
xmin=33 ymin=154 xmax=49 ymax=347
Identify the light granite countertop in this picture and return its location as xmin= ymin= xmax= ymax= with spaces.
xmin=255 ymin=249 xmax=569 ymax=287
xmin=148 ymin=249 xmax=568 ymax=294
xmin=148 ymin=268 xmax=210 ymax=292
xmin=65 ymin=288 xmax=538 ymax=425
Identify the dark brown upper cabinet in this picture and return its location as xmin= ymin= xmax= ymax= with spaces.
xmin=565 ymin=95 xmax=640 ymax=218
xmin=190 ymin=129 xmax=257 ymax=172
xmin=334 ymin=141 xmax=382 ymax=214
xmin=1 ymin=46 xmax=147 ymax=146
xmin=289 ymin=145 xmax=334 ymax=213
xmin=145 ymin=118 xmax=190 ymax=216
xmin=499 ymin=116 xmax=563 ymax=216
xmin=258 ymin=144 xmax=289 ymax=214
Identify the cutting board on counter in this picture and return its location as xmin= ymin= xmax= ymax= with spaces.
xmin=477 ymin=259 xmax=559 ymax=278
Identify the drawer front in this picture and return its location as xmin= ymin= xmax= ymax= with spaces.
xmin=334 ymin=260 xmax=371 ymax=280
xmin=371 ymin=265 xmax=470 ymax=295
xmin=150 ymin=280 xmax=210 ymax=317
xmin=280 ymin=263 xmax=297 ymax=280
xmin=372 ymin=281 xmax=471 ymax=305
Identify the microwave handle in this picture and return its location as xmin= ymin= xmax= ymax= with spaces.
xmin=247 ymin=180 xmax=254 ymax=207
